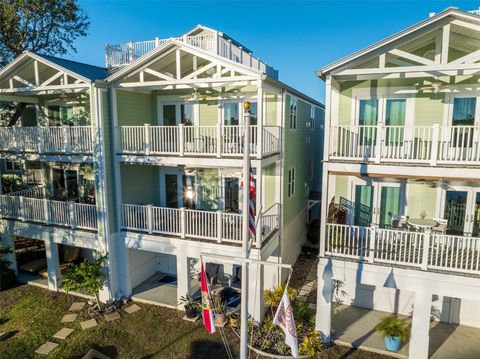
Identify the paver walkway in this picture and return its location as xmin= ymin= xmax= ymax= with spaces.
xmin=294 ymin=257 xmax=318 ymax=311
xmin=35 ymin=341 xmax=59 ymax=355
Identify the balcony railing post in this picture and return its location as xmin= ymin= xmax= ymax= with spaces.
xmin=36 ymin=125 xmax=43 ymax=153
xmin=144 ymin=124 xmax=150 ymax=155
xmin=12 ymin=126 xmax=18 ymax=153
xmin=178 ymin=123 xmax=184 ymax=156
xmin=180 ymin=207 xmax=186 ymax=238
xmin=430 ymin=123 xmax=440 ymax=166
xmin=70 ymin=201 xmax=77 ymax=229
xmin=216 ymin=123 xmax=222 ymax=158
xmin=375 ymin=122 xmax=383 ymax=164
xmin=216 ymin=210 xmax=222 ymax=243
xmin=368 ymin=225 xmax=376 ymax=263
xmin=63 ymin=125 xmax=71 ymax=153
xmin=19 ymin=196 xmax=24 ymax=221
xmin=147 ymin=204 xmax=153 ymax=234
xmin=155 ymin=37 xmax=160 ymax=48
xmin=256 ymin=213 xmax=262 ymax=249
xmin=43 ymin=198 xmax=50 ymax=225
xmin=421 ymin=229 xmax=431 ymax=270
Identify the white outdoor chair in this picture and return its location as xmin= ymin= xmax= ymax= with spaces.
xmin=432 ymin=217 xmax=448 ymax=233
xmin=391 ymin=215 xmax=408 ymax=230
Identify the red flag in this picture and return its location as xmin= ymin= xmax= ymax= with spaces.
xmin=200 ymin=263 xmax=215 ymax=334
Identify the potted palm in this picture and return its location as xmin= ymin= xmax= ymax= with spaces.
xmin=179 ymin=293 xmax=201 ymax=319
xmin=376 ymin=315 xmax=410 ymax=352
xmin=213 ymin=296 xmax=227 ymax=326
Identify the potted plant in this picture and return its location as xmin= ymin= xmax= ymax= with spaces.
xmin=213 ymin=296 xmax=227 ymax=326
xmin=179 ymin=293 xmax=200 ymax=319
xmin=376 ymin=315 xmax=410 ymax=352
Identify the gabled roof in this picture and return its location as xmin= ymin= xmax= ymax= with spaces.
xmin=35 ymin=54 xmax=109 ymax=81
xmin=317 ymin=7 xmax=480 ymax=78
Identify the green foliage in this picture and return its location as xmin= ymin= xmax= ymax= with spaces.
xmin=292 ymin=301 xmax=311 ymax=323
xmin=0 ymin=0 xmax=90 ymax=66
xmin=212 ymin=294 xmax=226 ymax=314
xmin=0 ymin=242 xmax=16 ymax=291
xmin=376 ymin=315 xmax=410 ymax=342
xmin=264 ymin=283 xmax=298 ymax=309
xmin=178 ymin=293 xmax=200 ymax=311
xmin=300 ymin=331 xmax=323 ymax=356
xmin=61 ymin=253 xmax=107 ymax=305
xmin=1 ymin=175 xmax=23 ymax=194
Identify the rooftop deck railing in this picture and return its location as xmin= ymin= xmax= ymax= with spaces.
xmin=0 ymin=195 xmax=98 ymax=231
xmin=105 ymin=33 xmax=278 ymax=79
xmin=0 ymin=126 xmax=94 ymax=155
xmin=117 ymin=124 xmax=281 ymax=158
xmin=324 ymin=223 xmax=480 ymax=275
xmin=121 ymin=202 xmax=280 ymax=247
xmin=329 ymin=124 xmax=480 ymax=165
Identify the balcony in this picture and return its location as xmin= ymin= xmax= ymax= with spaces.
xmin=329 ymin=124 xmax=480 ymax=165
xmin=120 ymin=202 xmax=280 ymax=247
xmin=0 ymin=194 xmax=98 ymax=231
xmin=0 ymin=126 xmax=94 ymax=155
xmin=324 ymin=223 xmax=480 ymax=276
xmin=117 ymin=125 xmax=281 ymax=158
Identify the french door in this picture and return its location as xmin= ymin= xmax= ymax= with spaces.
xmin=52 ymin=168 xmax=79 ymax=201
xmin=441 ymin=186 xmax=480 ymax=236
xmin=351 ymin=178 xmax=405 ymax=228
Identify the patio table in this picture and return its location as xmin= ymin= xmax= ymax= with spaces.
xmin=407 ymin=218 xmax=438 ymax=231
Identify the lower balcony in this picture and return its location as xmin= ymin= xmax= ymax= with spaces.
xmin=324 ymin=223 xmax=480 ymax=276
xmin=0 ymin=193 xmax=98 ymax=231
xmin=120 ymin=202 xmax=280 ymax=247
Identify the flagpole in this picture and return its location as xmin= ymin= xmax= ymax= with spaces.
xmin=240 ymin=102 xmax=251 ymax=359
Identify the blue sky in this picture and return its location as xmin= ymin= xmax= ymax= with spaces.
xmin=70 ymin=0 xmax=480 ymax=102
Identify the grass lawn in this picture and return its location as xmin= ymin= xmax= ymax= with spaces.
xmin=0 ymin=285 xmax=389 ymax=358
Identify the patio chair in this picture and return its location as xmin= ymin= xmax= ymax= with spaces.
xmin=391 ymin=215 xmax=408 ymax=230
xmin=432 ymin=217 xmax=448 ymax=234
xmin=229 ymin=267 xmax=241 ymax=291
xmin=205 ymin=262 xmax=220 ymax=287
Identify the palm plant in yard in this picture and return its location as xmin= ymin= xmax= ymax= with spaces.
xmin=61 ymin=253 xmax=108 ymax=309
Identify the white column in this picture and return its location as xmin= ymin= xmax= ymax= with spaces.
xmin=1 ymin=224 xmax=17 ymax=273
xmin=315 ymin=258 xmax=333 ymax=342
xmin=176 ymin=249 xmax=189 ymax=310
xmin=409 ymin=288 xmax=432 ymax=359
xmin=44 ymin=232 xmax=60 ymax=291
xmin=247 ymin=260 xmax=265 ymax=321
xmin=257 ymin=83 xmax=264 ymax=159
xmin=255 ymin=164 xmax=263 ymax=248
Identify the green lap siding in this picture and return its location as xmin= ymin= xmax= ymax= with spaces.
xmin=199 ymin=100 xmax=218 ymax=125
xmin=121 ymin=164 xmax=160 ymax=206
xmin=198 ymin=168 xmax=220 ymax=210
xmin=406 ymin=182 xmax=437 ymax=219
xmin=117 ymin=90 xmax=155 ymax=126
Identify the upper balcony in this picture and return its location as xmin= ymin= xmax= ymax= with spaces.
xmin=0 ymin=126 xmax=94 ymax=156
xmin=328 ymin=124 xmax=480 ymax=166
xmin=105 ymin=26 xmax=279 ymax=79
xmin=117 ymin=124 xmax=281 ymax=159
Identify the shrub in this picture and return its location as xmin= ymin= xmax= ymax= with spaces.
xmin=300 ymin=331 xmax=323 ymax=356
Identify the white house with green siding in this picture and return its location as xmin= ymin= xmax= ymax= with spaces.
xmin=315 ymin=8 xmax=480 ymax=359
xmin=0 ymin=25 xmax=323 ymax=320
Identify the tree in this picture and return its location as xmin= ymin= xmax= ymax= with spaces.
xmin=0 ymin=242 xmax=17 ymax=291
xmin=0 ymin=0 xmax=90 ymax=125
xmin=61 ymin=253 xmax=108 ymax=309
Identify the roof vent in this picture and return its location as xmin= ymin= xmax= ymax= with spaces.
xmin=428 ymin=12 xmax=436 ymax=18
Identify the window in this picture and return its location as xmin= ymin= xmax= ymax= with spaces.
xmin=310 ymin=105 xmax=316 ymax=129
xmin=224 ymin=102 xmax=240 ymax=126
xmin=27 ymin=169 xmax=43 ymax=185
xmin=287 ymin=167 xmax=296 ymax=198
xmin=452 ymin=97 xmax=476 ymax=126
xmin=5 ymin=160 xmax=21 ymax=171
xmin=48 ymin=105 xmax=86 ymax=126
xmin=358 ymin=99 xmax=378 ymax=145
xmin=289 ymin=98 xmax=297 ymax=129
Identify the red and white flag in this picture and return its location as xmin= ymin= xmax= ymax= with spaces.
xmin=273 ymin=287 xmax=298 ymax=357
xmin=200 ymin=263 xmax=215 ymax=334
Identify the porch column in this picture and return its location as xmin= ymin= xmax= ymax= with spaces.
xmin=44 ymin=231 xmax=60 ymax=291
xmin=247 ymin=260 xmax=265 ymax=321
xmin=1 ymin=224 xmax=17 ymax=273
xmin=176 ymin=249 xmax=189 ymax=309
xmin=409 ymin=288 xmax=432 ymax=359
xmin=315 ymin=258 xmax=333 ymax=342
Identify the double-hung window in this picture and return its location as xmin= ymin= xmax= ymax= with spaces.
xmin=288 ymin=167 xmax=296 ymax=198
xmin=289 ymin=98 xmax=297 ymax=129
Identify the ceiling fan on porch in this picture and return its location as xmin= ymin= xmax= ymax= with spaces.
xmin=418 ymin=78 xmax=451 ymax=94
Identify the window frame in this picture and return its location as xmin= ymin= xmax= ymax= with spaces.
xmin=289 ymin=97 xmax=298 ymax=130
xmin=287 ymin=167 xmax=296 ymax=198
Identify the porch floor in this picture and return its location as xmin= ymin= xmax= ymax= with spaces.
xmin=332 ymin=304 xmax=480 ymax=359
xmin=131 ymin=272 xmax=178 ymax=309
xmin=16 ymin=272 xmax=49 ymax=289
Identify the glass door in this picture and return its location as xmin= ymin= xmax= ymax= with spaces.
xmin=353 ymin=184 xmax=374 ymax=227
xmin=466 ymin=190 xmax=480 ymax=237
xmin=443 ymin=190 xmax=468 ymax=235
xmin=448 ymin=97 xmax=478 ymax=159
xmin=165 ymin=174 xmax=179 ymax=208
xmin=384 ymin=99 xmax=406 ymax=157
xmin=376 ymin=184 xmax=402 ymax=229
xmin=358 ymin=99 xmax=378 ymax=157
xmin=224 ymin=177 xmax=240 ymax=213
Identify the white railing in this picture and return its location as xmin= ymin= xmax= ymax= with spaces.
xmin=259 ymin=203 xmax=281 ymax=245
xmin=0 ymin=195 xmax=97 ymax=231
xmin=0 ymin=126 xmax=94 ymax=154
xmin=121 ymin=203 xmax=243 ymax=244
xmin=329 ymin=124 xmax=480 ymax=165
xmin=324 ymin=223 xmax=480 ymax=274
xmin=6 ymin=186 xmax=46 ymax=199
xmin=105 ymin=33 xmax=278 ymax=79
xmin=118 ymin=125 xmax=279 ymax=158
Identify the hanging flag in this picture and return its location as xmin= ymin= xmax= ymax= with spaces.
xmin=273 ymin=287 xmax=298 ymax=357
xmin=200 ymin=263 xmax=216 ymax=334
xmin=248 ymin=167 xmax=256 ymax=239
